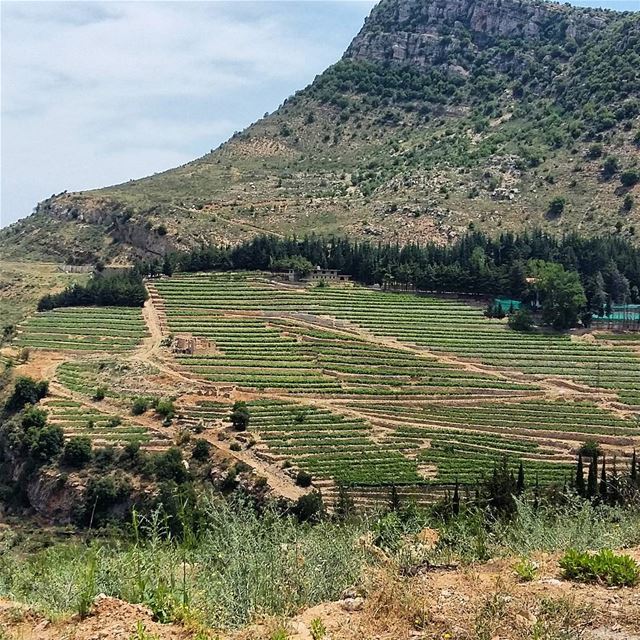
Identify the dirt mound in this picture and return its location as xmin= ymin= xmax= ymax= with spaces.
xmin=0 ymin=595 xmax=189 ymax=640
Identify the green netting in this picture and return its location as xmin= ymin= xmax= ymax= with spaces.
xmin=592 ymin=304 xmax=640 ymax=323
xmin=495 ymin=298 xmax=522 ymax=311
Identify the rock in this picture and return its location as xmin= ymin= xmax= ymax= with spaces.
xmin=341 ymin=586 xmax=359 ymax=600
xmin=340 ymin=596 xmax=365 ymax=612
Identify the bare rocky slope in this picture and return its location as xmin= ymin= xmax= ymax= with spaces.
xmin=1 ymin=0 xmax=639 ymax=263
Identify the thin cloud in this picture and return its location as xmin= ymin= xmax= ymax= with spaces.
xmin=1 ymin=1 xmax=375 ymax=226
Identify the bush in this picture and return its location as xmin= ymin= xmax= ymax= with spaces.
xmin=602 ymin=156 xmax=620 ymax=179
xmin=296 ymin=470 xmax=313 ymax=487
xmin=93 ymin=387 xmax=106 ymax=401
xmin=153 ymin=447 xmax=189 ymax=483
xmin=5 ymin=377 xmax=48 ymax=412
xmin=28 ymin=424 xmax=64 ymax=462
xmin=230 ymin=401 xmax=250 ymax=431
xmin=131 ymin=397 xmax=150 ymax=416
xmin=294 ymin=491 xmax=324 ymax=522
xmin=508 ymin=308 xmax=534 ymax=332
xmin=62 ymin=436 xmax=93 ymax=468
xmin=620 ymin=170 xmax=639 ymax=188
xmin=192 ymin=439 xmax=211 ymax=461
xmin=155 ymin=399 xmax=175 ymax=420
xmin=559 ymin=548 xmax=640 ymax=587
xmin=547 ymin=196 xmax=566 ymax=218
xmin=513 ymin=558 xmax=538 ymax=582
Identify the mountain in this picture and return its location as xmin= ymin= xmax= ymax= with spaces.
xmin=2 ymin=0 xmax=639 ymax=263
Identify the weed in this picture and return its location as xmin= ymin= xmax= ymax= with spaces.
xmin=309 ymin=617 xmax=327 ymax=640
xmin=559 ymin=548 xmax=640 ymax=587
xmin=130 ymin=621 xmax=160 ymax=640
xmin=513 ymin=557 xmax=538 ymax=582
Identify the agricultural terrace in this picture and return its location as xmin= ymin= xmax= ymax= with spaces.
xmin=153 ymin=273 xmax=640 ymax=407
xmin=153 ymin=275 xmax=535 ymax=398
xmin=148 ymin=272 xmax=640 ymax=493
xmin=16 ymin=307 xmax=147 ymax=352
xmin=41 ymin=399 xmax=168 ymax=449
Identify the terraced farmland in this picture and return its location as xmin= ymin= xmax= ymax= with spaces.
xmin=42 ymin=399 xmax=168 ymax=448
xmin=16 ymin=307 xmax=148 ymax=352
xmin=153 ymin=275 xmax=533 ymax=398
xmin=149 ymin=272 xmax=640 ymax=496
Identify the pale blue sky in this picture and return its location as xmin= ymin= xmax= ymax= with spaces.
xmin=1 ymin=0 xmax=638 ymax=227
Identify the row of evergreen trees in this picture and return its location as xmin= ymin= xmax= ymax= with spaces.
xmin=140 ymin=230 xmax=640 ymax=323
xmin=38 ymin=271 xmax=148 ymax=311
xmin=574 ymin=449 xmax=639 ymax=504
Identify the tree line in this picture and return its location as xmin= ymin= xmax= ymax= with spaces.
xmin=38 ymin=270 xmax=148 ymax=311
xmin=140 ymin=229 xmax=640 ymax=331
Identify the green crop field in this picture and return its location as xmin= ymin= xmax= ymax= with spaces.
xmin=43 ymin=399 xmax=167 ymax=447
xmin=16 ymin=307 xmax=148 ymax=352
xmin=151 ymin=272 xmax=640 ymax=498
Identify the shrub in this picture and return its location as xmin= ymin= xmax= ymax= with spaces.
xmin=559 ymin=548 xmax=640 ymax=587
xmin=93 ymin=446 xmax=116 ymax=469
xmin=155 ymin=399 xmax=175 ymax=420
xmin=547 ymin=196 xmax=566 ymax=218
xmin=309 ymin=618 xmax=327 ymax=640
xmin=62 ymin=436 xmax=93 ymax=468
xmin=93 ymin=387 xmax=106 ymax=401
xmin=28 ymin=424 xmax=64 ymax=462
xmin=5 ymin=377 xmax=48 ymax=412
xmin=220 ymin=468 xmax=237 ymax=492
xmin=508 ymin=308 xmax=534 ymax=332
xmin=153 ymin=447 xmax=189 ymax=483
xmin=620 ymin=170 xmax=639 ymax=188
xmin=230 ymin=401 xmax=250 ymax=431
xmin=294 ymin=491 xmax=324 ymax=522
xmin=131 ymin=397 xmax=150 ymax=416
xmin=296 ymin=470 xmax=313 ymax=488
xmin=191 ymin=439 xmax=211 ymax=461
xmin=230 ymin=442 xmax=241 ymax=452
xmin=602 ymin=156 xmax=620 ymax=179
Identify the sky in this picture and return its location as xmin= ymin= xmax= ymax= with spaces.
xmin=1 ymin=0 xmax=638 ymax=228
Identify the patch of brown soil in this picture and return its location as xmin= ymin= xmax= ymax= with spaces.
xmin=0 ymin=595 xmax=190 ymax=640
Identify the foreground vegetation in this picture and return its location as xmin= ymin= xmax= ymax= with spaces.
xmin=0 ymin=495 xmax=639 ymax=631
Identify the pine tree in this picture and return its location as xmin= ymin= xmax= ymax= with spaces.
xmin=587 ymin=455 xmax=598 ymax=499
xmin=575 ymin=454 xmax=585 ymax=497
xmin=516 ymin=461 xmax=525 ymax=495
xmin=599 ymin=454 xmax=608 ymax=503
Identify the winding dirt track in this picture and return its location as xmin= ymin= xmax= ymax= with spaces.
xmin=17 ymin=283 xmax=640 ymax=505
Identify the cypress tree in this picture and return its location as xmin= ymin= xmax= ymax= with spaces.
xmin=533 ymin=474 xmax=540 ymax=511
xmin=516 ymin=461 xmax=525 ymax=495
xmin=631 ymin=449 xmax=638 ymax=486
xmin=335 ymin=484 xmax=355 ymax=521
xmin=452 ymin=479 xmax=460 ymax=516
xmin=389 ymin=484 xmax=401 ymax=512
xmin=599 ymin=454 xmax=608 ymax=503
xmin=575 ymin=454 xmax=585 ymax=497
xmin=587 ymin=455 xmax=598 ymax=499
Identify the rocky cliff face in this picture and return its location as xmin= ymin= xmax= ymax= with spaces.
xmin=344 ymin=0 xmax=610 ymax=72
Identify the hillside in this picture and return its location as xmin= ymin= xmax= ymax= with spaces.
xmin=1 ymin=0 xmax=639 ymax=263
